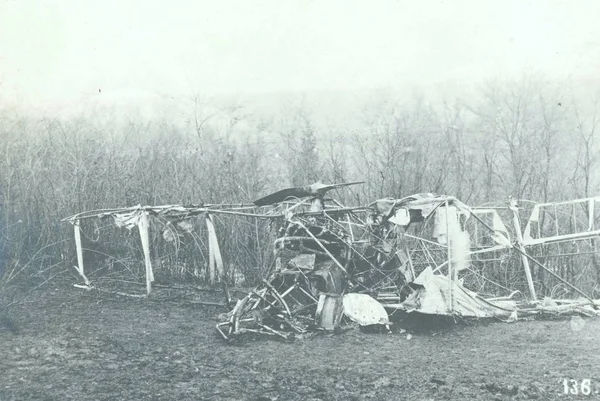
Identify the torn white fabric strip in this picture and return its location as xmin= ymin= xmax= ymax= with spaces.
xmin=138 ymin=211 xmax=153 ymax=295
xmin=73 ymin=219 xmax=90 ymax=285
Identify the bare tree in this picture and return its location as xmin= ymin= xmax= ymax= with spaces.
xmin=570 ymin=92 xmax=600 ymax=198
xmin=467 ymin=77 xmax=568 ymax=202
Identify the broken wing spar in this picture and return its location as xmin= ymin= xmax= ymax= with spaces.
xmin=62 ymin=203 xmax=285 ymax=294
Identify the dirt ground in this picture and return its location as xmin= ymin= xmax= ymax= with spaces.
xmin=1 ymin=286 xmax=599 ymax=401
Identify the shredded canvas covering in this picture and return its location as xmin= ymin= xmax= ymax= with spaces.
xmin=343 ymin=294 xmax=390 ymax=325
xmin=400 ymin=267 xmax=516 ymax=318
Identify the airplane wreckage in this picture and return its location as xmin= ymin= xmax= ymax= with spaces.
xmin=64 ymin=182 xmax=600 ymax=341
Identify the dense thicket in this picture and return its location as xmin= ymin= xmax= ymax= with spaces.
xmin=1 ymin=78 xmax=599 ymax=294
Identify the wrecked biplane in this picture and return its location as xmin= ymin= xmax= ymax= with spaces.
xmin=63 ymin=183 xmax=600 ymax=341
xmin=215 ymin=188 xmax=600 ymax=340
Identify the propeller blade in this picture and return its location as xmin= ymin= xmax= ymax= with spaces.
xmin=309 ymin=181 xmax=364 ymax=194
xmin=253 ymin=187 xmax=312 ymax=206
xmin=253 ymin=181 xmax=364 ymax=206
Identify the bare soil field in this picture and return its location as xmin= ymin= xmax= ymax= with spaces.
xmin=1 ymin=286 xmax=599 ymax=401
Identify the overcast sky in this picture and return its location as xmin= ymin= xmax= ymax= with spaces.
xmin=1 ymin=0 xmax=599 ymax=115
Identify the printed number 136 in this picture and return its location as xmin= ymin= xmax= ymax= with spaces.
xmin=563 ymin=379 xmax=593 ymax=395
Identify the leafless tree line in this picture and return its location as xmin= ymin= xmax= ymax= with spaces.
xmin=0 ymin=77 xmax=599 ymax=291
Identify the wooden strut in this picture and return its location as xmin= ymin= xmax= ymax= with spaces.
xmin=509 ymin=200 xmax=537 ymax=301
xmin=445 ymin=200 xmax=454 ymax=313
xmin=73 ymin=220 xmax=90 ymax=286
xmin=206 ymin=214 xmax=224 ymax=285
xmin=138 ymin=211 xmax=154 ymax=295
